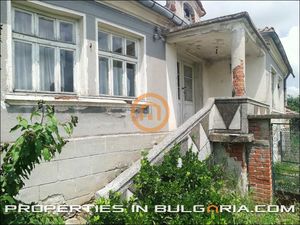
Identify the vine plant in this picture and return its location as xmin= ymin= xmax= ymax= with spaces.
xmin=0 ymin=101 xmax=78 ymax=224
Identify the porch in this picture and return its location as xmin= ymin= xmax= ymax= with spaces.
xmin=166 ymin=12 xmax=271 ymax=128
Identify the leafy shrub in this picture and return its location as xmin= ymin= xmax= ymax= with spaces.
xmin=88 ymin=145 xmax=299 ymax=225
xmin=0 ymin=101 xmax=78 ymax=225
xmin=89 ymin=145 xmax=232 ymax=224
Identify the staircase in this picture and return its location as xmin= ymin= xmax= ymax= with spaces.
xmin=95 ymin=98 xmax=215 ymax=199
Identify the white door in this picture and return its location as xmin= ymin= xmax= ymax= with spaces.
xmin=177 ymin=62 xmax=195 ymax=125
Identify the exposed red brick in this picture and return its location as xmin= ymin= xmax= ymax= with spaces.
xmin=232 ymin=60 xmax=245 ymax=97
xmin=248 ymin=119 xmax=273 ymax=203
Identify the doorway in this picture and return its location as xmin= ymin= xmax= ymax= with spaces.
xmin=177 ymin=61 xmax=195 ymax=125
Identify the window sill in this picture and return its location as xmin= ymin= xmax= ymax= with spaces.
xmin=4 ymin=93 xmax=143 ymax=108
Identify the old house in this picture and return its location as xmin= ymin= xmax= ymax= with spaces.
xmin=0 ymin=0 xmax=295 ymax=205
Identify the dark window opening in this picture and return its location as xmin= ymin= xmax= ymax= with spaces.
xmin=183 ymin=3 xmax=195 ymax=23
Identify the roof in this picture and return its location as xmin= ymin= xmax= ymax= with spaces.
xmin=168 ymin=12 xmax=294 ymax=77
xmin=168 ymin=12 xmax=269 ymax=50
xmin=259 ymin=27 xmax=294 ymax=77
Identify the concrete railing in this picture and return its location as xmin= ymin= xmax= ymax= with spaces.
xmin=95 ymin=98 xmax=215 ymax=198
xmin=95 ymin=96 xmax=273 ymax=198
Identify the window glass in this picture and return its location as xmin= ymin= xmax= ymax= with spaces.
xmin=184 ymin=65 xmax=193 ymax=101
xmin=113 ymin=36 xmax=123 ymax=54
xmin=184 ymin=65 xmax=193 ymax=78
xmin=113 ymin=60 xmax=123 ymax=95
xmin=99 ymin=57 xmax=109 ymax=95
xmin=127 ymin=63 xmax=135 ymax=96
xmin=97 ymin=29 xmax=138 ymax=97
xmin=60 ymin=22 xmax=73 ymax=42
xmin=14 ymin=41 xmax=32 ymax=90
xmin=126 ymin=40 xmax=135 ymax=57
xmin=60 ymin=50 xmax=74 ymax=92
xmin=98 ymin=31 xmax=109 ymax=51
xmin=14 ymin=10 xmax=32 ymax=34
xmin=39 ymin=46 xmax=55 ymax=91
xmin=185 ymin=89 xmax=193 ymax=101
xmin=39 ymin=17 xmax=54 ymax=39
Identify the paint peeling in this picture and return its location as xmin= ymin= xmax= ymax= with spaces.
xmin=232 ymin=59 xmax=245 ymax=97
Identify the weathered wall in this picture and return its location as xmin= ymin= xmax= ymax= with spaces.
xmin=202 ymin=59 xmax=232 ymax=104
xmin=16 ymin=131 xmax=166 ymax=204
xmin=266 ymin=53 xmax=285 ymax=113
xmin=245 ymin=48 xmax=285 ymax=113
xmin=166 ymin=43 xmax=179 ymax=130
xmin=245 ymin=55 xmax=269 ymax=103
xmin=1 ymin=0 xmax=169 ymax=204
xmin=213 ymin=143 xmax=248 ymax=194
xmin=248 ymin=119 xmax=273 ymax=203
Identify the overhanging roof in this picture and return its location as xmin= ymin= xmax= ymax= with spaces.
xmin=168 ymin=12 xmax=294 ymax=77
xmin=259 ymin=27 xmax=294 ymax=78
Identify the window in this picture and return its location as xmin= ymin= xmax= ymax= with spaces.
xmin=12 ymin=8 xmax=76 ymax=93
xmin=183 ymin=65 xmax=193 ymax=102
xmin=98 ymin=29 xmax=137 ymax=97
xmin=183 ymin=3 xmax=195 ymax=23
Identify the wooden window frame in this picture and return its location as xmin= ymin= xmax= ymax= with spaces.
xmin=12 ymin=7 xmax=78 ymax=94
xmin=97 ymin=28 xmax=138 ymax=97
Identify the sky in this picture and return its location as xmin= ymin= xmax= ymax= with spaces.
xmin=156 ymin=1 xmax=299 ymax=97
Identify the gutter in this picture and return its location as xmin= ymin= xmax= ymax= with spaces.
xmin=137 ymin=0 xmax=187 ymax=26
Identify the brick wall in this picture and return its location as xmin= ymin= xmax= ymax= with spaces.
xmin=225 ymin=143 xmax=247 ymax=169
xmin=248 ymin=119 xmax=272 ymax=203
xmin=232 ymin=60 xmax=245 ymax=97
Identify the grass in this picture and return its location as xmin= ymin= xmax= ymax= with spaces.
xmin=274 ymin=162 xmax=300 ymax=194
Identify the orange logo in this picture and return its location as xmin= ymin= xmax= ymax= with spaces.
xmin=130 ymin=93 xmax=169 ymax=132
xmin=207 ymin=205 xmax=219 ymax=213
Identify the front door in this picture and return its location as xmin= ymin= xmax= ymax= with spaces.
xmin=177 ymin=61 xmax=195 ymax=125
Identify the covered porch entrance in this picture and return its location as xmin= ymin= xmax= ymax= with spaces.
xmin=167 ymin=12 xmax=267 ymax=128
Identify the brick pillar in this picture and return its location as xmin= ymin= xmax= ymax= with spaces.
xmin=248 ymin=119 xmax=273 ymax=203
xmin=231 ymin=26 xmax=246 ymax=97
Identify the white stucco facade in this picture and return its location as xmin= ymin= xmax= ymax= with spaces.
xmin=1 ymin=0 xmax=293 ymax=205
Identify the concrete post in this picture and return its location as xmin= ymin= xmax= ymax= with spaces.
xmin=231 ymin=26 xmax=246 ymax=97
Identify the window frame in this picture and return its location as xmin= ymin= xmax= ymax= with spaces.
xmin=12 ymin=6 xmax=78 ymax=94
xmin=97 ymin=26 xmax=139 ymax=98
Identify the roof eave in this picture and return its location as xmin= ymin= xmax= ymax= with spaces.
xmin=168 ymin=12 xmax=269 ymax=51
xmin=260 ymin=31 xmax=295 ymax=78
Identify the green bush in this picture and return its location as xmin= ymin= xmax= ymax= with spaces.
xmin=88 ymin=145 xmax=299 ymax=225
xmin=0 ymin=101 xmax=78 ymax=225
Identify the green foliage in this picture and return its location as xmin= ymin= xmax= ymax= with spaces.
xmin=88 ymin=145 xmax=299 ymax=225
xmin=3 ymin=211 xmax=65 ymax=225
xmin=0 ymin=101 xmax=78 ymax=225
xmin=287 ymin=95 xmax=300 ymax=133
xmin=274 ymin=162 xmax=300 ymax=194
xmin=287 ymin=95 xmax=300 ymax=113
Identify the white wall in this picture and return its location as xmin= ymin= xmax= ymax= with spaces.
xmin=166 ymin=43 xmax=179 ymax=130
xmin=245 ymin=55 xmax=269 ymax=104
xmin=16 ymin=133 xmax=166 ymax=204
xmin=202 ymin=59 xmax=232 ymax=103
xmin=271 ymin=72 xmax=285 ymax=112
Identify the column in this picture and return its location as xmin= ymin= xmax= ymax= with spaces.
xmin=231 ymin=26 xmax=246 ymax=97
